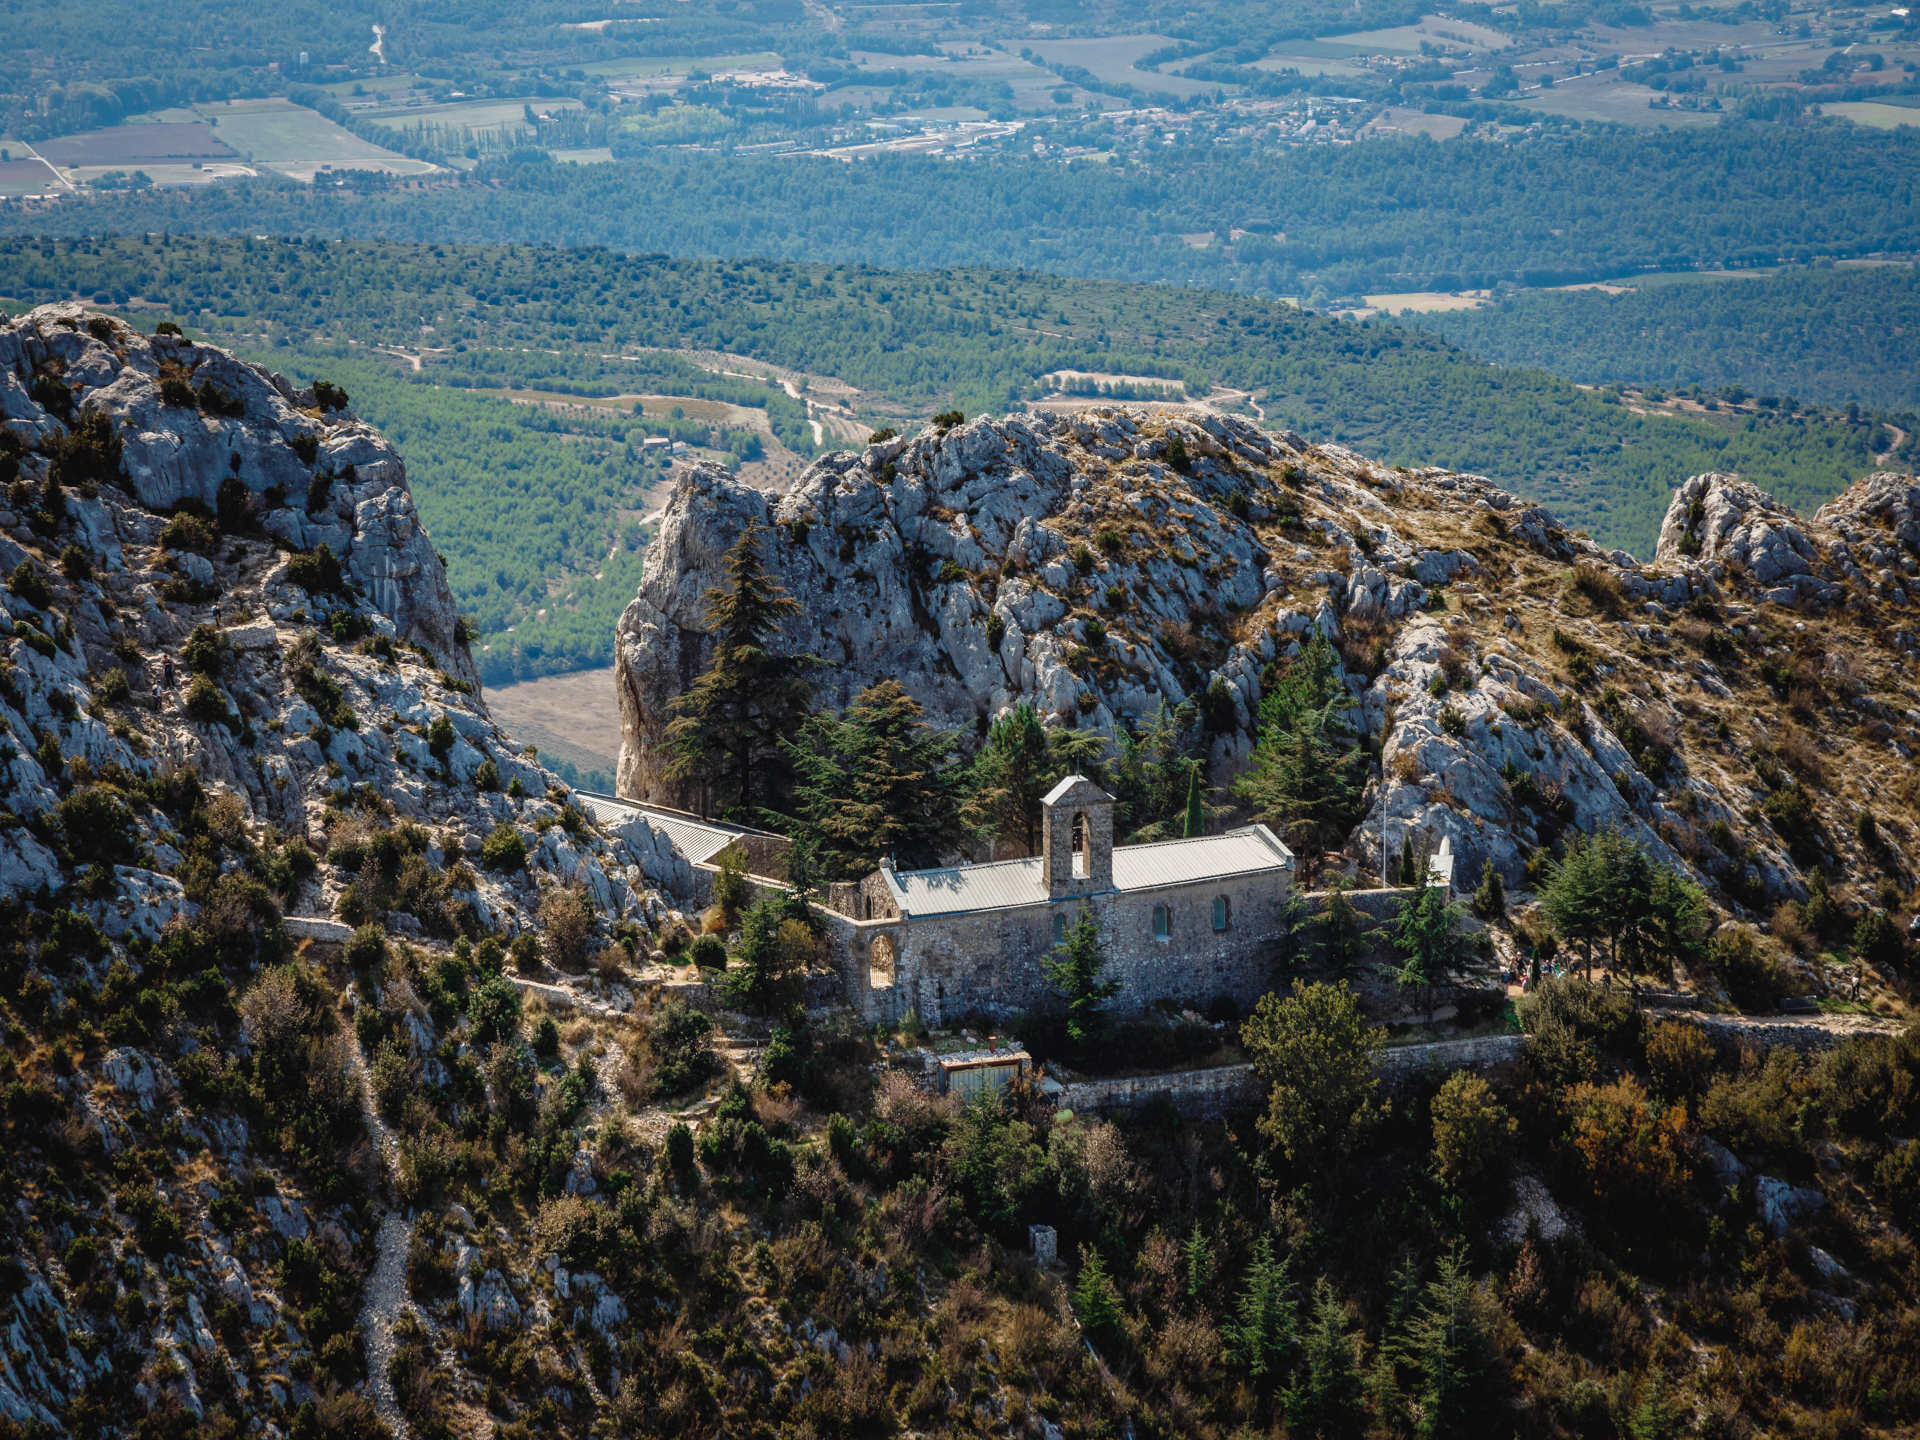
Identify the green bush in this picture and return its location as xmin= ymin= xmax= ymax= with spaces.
xmin=6 ymin=561 xmax=50 ymax=609
xmin=286 ymin=543 xmax=347 ymax=596
xmin=689 ymin=934 xmax=728 ymax=973
xmin=344 ymin=923 xmax=389 ymax=970
xmin=480 ymin=823 xmax=527 ymax=871
xmin=160 ymin=510 xmax=218 ymax=555
xmin=665 ymin=1121 xmax=695 ymax=1174
xmin=182 ymin=675 xmax=230 ymax=727
xmin=649 ymin=1001 xmax=718 ymax=1097
xmin=531 ymin=1014 xmax=561 ymax=1060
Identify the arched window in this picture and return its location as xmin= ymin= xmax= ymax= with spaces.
xmin=1152 ymin=904 xmax=1171 ymax=942
xmin=1052 ymin=912 xmax=1068 ymax=945
xmin=1212 ymin=896 xmax=1231 ymax=932
xmin=868 ymin=934 xmax=897 ymax=990
xmin=1072 ymin=812 xmax=1090 ymax=878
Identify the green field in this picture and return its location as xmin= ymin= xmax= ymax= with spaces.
xmin=1027 ymin=35 xmax=1226 ymax=98
xmin=194 ymin=99 xmax=437 ymax=178
xmin=1821 ymin=102 xmax=1920 ymax=131
xmin=362 ymin=97 xmax=583 ymax=139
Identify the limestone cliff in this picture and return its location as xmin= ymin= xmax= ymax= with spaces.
xmin=617 ymin=407 xmax=1920 ymax=913
xmin=0 ymin=306 xmax=676 ymax=1430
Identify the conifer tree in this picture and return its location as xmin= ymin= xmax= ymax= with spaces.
xmin=1227 ymin=1235 xmax=1297 ymax=1385
xmin=662 ymin=523 xmax=816 ymax=819
xmin=1287 ymin=1279 xmax=1366 ymax=1440
xmin=1073 ymin=1246 xmax=1124 ymax=1344
xmin=1182 ymin=761 xmax=1205 ymax=839
xmin=964 ymin=702 xmax=1104 ymax=854
xmin=1043 ymin=911 xmax=1121 ymax=1052
xmin=785 ymin=679 xmax=962 ymax=879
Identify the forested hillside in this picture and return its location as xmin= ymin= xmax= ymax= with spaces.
xmin=2 ymin=236 xmax=1897 ymax=581
xmin=1404 ymin=264 xmax=1920 ymax=415
xmin=10 ymin=123 xmax=1918 ymax=295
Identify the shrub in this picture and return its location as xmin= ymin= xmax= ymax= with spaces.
xmin=6 ymin=561 xmax=50 ymax=609
xmin=160 ymin=511 xmax=217 ymax=555
xmin=197 ymin=382 xmax=244 ymax=418
xmin=1642 ymin=1019 xmax=1718 ymax=1103
xmin=1709 ymin=924 xmax=1788 ymax=1012
xmin=305 ymin=472 xmax=333 ymax=515
xmin=286 ymin=543 xmax=347 ymax=596
xmin=473 ymin=759 xmax=499 ymax=792
xmin=530 ymin=1014 xmax=561 ymax=1060
xmin=665 ymin=1121 xmax=695 ymax=1173
xmin=931 ymin=409 xmax=963 ymax=431
xmin=312 ymin=380 xmax=350 ymax=412
xmin=159 ymin=374 xmax=197 ymax=408
xmin=154 ymin=321 xmax=182 ymax=338
xmin=985 ymin=612 xmax=1006 ymax=650
xmin=649 ymin=1001 xmax=718 ymax=1097
xmin=216 ymin=474 xmax=254 ymax=531
xmin=1854 ymin=909 xmax=1905 ymax=969
xmin=1164 ymin=434 xmax=1191 ymax=473
xmin=426 ymin=713 xmax=455 ymax=759
xmin=180 ymin=623 xmax=228 ymax=676
xmin=183 ymin=675 xmax=230 ymax=726
xmin=480 ymin=823 xmax=526 ymax=871
xmin=93 ymin=666 xmax=130 ymax=706
xmin=507 ymin=933 xmax=542 ymax=974
xmin=538 ymin=886 xmax=594 ymax=971
xmin=290 ymin=432 xmax=320 ymax=466
xmin=467 ymin=977 xmax=522 ymax=1047
xmin=1516 ymin=978 xmax=1637 ymax=1085
xmin=689 ymin=934 xmax=727 ymax=972
xmin=344 ymin=923 xmax=389 ymax=970
xmin=1430 ymin=1071 xmax=1517 ymax=1195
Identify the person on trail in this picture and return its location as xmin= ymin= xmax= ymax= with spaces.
xmin=162 ymin=655 xmax=174 ymax=688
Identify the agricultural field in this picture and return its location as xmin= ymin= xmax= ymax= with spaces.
xmin=483 ymin=665 xmax=626 ymax=782
xmin=1359 ymin=107 xmax=1468 ymax=140
xmin=0 ymin=152 xmax=62 ymax=197
xmin=1517 ymin=74 xmax=1725 ymax=129
xmin=1026 ymin=35 xmax=1227 ymax=98
xmin=361 ymin=96 xmax=584 ymax=140
xmin=192 ymin=98 xmax=437 ymax=181
xmin=1821 ymin=100 xmax=1920 ymax=129
xmin=36 ymin=122 xmax=236 ymax=166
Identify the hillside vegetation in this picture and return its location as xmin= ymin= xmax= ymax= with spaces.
xmin=1 ymin=236 xmax=1900 ymax=577
xmin=1406 ymin=264 xmax=1920 ymax=416
xmin=13 ymin=124 xmax=1920 ymax=296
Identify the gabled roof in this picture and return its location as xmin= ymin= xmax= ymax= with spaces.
xmin=1042 ymin=773 xmax=1110 ymax=807
xmin=883 ymin=824 xmax=1293 ymax=919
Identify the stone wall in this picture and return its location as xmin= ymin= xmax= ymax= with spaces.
xmin=1053 ymin=1064 xmax=1260 ymax=1117
xmin=1375 ymin=1033 xmax=1525 ymax=1084
xmin=867 ymin=866 xmax=1296 ymax=1028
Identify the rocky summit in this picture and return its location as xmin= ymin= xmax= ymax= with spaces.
xmin=619 ymin=406 xmax=1920 ymax=910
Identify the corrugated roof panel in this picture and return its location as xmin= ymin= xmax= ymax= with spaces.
xmin=886 ymin=825 xmax=1293 ymax=918
xmin=1112 ymin=825 xmax=1293 ymax=890
xmin=888 ymin=857 xmax=1049 ymax=918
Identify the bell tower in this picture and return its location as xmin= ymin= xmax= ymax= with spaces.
xmin=1041 ymin=775 xmax=1115 ymax=899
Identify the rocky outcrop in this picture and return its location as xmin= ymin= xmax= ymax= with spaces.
xmin=1 ymin=303 xmax=476 ymax=689
xmin=618 ymin=405 xmax=1920 ymax=914
xmin=0 ymin=308 xmax=679 ymax=1430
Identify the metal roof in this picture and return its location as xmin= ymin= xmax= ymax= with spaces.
xmin=884 ymin=824 xmax=1294 ymax=919
xmin=577 ymin=792 xmax=756 ymax=867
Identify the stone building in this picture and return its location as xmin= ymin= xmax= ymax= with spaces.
xmin=818 ymin=776 xmax=1297 ymax=1026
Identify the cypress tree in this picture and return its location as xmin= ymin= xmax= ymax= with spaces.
xmin=1182 ymin=761 xmax=1205 ymax=839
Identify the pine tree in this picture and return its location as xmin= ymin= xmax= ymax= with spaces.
xmin=1182 ymin=761 xmax=1205 ymax=839
xmin=1227 ymin=1235 xmax=1297 ymax=1385
xmin=1182 ymin=1223 xmax=1216 ymax=1301
xmin=662 ymin=523 xmax=816 ymax=819
xmin=1073 ymin=1246 xmax=1124 ymax=1344
xmin=1391 ymin=885 xmax=1463 ymax=1022
xmin=785 ymin=679 xmax=962 ymax=880
xmin=1287 ymin=1279 xmax=1365 ymax=1440
xmin=1043 ymin=911 xmax=1121 ymax=1052
xmin=1234 ymin=701 xmax=1365 ymax=864
xmin=1402 ymin=1248 xmax=1494 ymax=1439
xmin=964 ymin=702 xmax=1104 ymax=854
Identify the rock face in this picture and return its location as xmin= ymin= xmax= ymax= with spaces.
xmin=1 ymin=303 xmax=476 ymax=690
xmin=618 ymin=406 xmax=1920 ymax=913
xmin=0 ymin=307 xmax=679 ymax=1429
